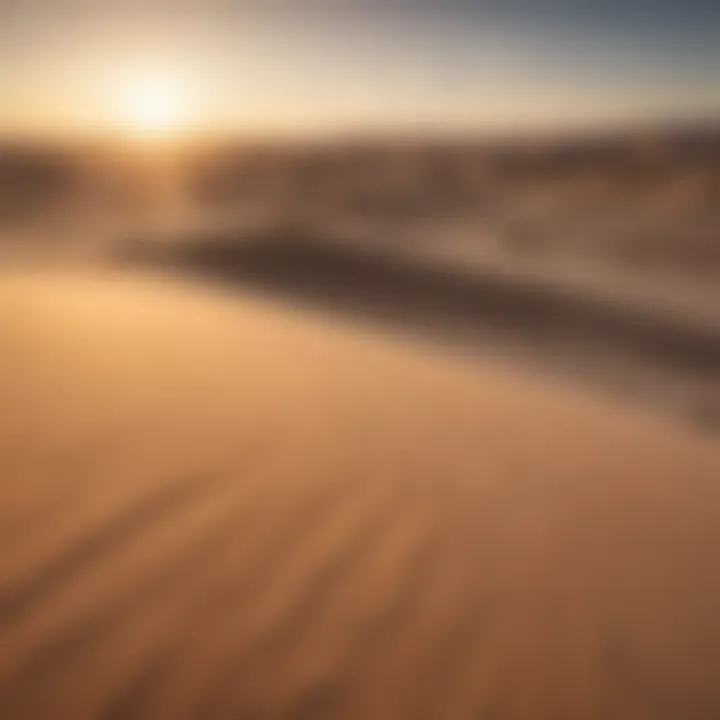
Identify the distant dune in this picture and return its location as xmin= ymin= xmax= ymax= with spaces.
xmin=0 ymin=271 xmax=719 ymax=719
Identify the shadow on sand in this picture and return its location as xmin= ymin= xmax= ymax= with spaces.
xmin=126 ymin=228 xmax=720 ymax=374
xmin=119 ymin=227 xmax=720 ymax=428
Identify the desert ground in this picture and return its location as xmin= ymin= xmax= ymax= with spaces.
xmin=2 ymin=130 xmax=719 ymax=420
xmin=0 ymin=129 xmax=719 ymax=718
xmin=0 ymin=270 xmax=719 ymax=719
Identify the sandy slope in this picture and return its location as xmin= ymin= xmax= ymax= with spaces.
xmin=0 ymin=271 xmax=719 ymax=720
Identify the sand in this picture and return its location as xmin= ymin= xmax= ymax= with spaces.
xmin=0 ymin=271 xmax=719 ymax=719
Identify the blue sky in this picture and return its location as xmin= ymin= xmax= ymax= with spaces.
xmin=1 ymin=0 xmax=719 ymax=136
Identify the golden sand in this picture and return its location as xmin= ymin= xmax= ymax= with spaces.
xmin=0 ymin=272 xmax=718 ymax=719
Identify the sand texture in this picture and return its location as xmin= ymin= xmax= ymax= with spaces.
xmin=0 ymin=272 xmax=719 ymax=719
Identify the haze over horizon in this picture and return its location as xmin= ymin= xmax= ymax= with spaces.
xmin=1 ymin=0 xmax=719 ymax=140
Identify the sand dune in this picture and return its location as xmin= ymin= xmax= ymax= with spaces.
xmin=0 ymin=271 xmax=719 ymax=719
xmin=147 ymin=232 xmax=720 ymax=426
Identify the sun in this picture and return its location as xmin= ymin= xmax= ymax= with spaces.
xmin=117 ymin=74 xmax=191 ymax=137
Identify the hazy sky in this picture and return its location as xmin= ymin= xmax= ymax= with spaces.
xmin=1 ymin=0 xmax=719 ymax=137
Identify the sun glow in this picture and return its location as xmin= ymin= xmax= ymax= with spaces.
xmin=116 ymin=73 xmax=193 ymax=137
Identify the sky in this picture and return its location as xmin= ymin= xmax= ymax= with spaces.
xmin=1 ymin=0 xmax=719 ymax=138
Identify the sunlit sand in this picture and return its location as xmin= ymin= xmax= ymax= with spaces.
xmin=0 ymin=271 xmax=718 ymax=718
